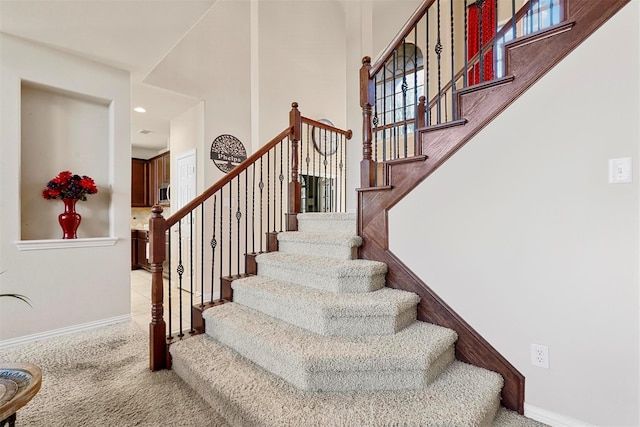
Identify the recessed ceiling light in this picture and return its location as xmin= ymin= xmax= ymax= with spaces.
xmin=134 ymin=107 xmax=146 ymax=113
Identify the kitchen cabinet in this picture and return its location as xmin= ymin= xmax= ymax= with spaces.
xmin=131 ymin=151 xmax=169 ymax=207
xmin=131 ymin=229 xmax=149 ymax=270
xmin=148 ymin=151 xmax=170 ymax=206
xmin=131 ymin=159 xmax=149 ymax=207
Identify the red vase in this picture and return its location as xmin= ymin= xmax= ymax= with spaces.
xmin=59 ymin=198 xmax=81 ymax=239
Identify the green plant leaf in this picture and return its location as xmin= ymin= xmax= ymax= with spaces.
xmin=0 ymin=294 xmax=32 ymax=307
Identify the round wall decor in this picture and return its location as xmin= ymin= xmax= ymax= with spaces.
xmin=210 ymin=134 xmax=247 ymax=173
xmin=311 ymin=119 xmax=338 ymax=156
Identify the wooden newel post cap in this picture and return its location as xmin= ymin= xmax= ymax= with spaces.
xmin=151 ymin=205 xmax=164 ymax=217
xmin=362 ymin=56 xmax=371 ymax=65
xmin=291 ymin=102 xmax=299 ymax=109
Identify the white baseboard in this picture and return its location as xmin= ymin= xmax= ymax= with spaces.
xmin=525 ymin=403 xmax=596 ymax=427
xmin=0 ymin=314 xmax=131 ymax=350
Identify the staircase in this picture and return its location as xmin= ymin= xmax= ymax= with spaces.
xmin=170 ymin=213 xmax=545 ymax=426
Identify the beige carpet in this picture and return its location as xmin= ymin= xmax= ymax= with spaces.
xmin=0 ymin=322 xmax=228 ymax=427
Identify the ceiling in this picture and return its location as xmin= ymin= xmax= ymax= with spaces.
xmin=0 ymin=0 xmax=219 ymax=151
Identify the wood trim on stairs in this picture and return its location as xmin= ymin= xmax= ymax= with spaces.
xmin=358 ymin=0 xmax=630 ymax=414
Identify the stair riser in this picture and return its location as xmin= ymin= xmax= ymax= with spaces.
xmin=205 ymin=313 xmax=456 ymax=392
xmin=257 ymin=263 xmax=385 ymax=293
xmin=278 ymin=240 xmax=358 ymax=261
xmin=233 ymin=287 xmax=418 ymax=336
xmin=297 ymin=220 xmax=355 ymax=234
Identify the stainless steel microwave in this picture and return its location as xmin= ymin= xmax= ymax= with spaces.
xmin=158 ymin=184 xmax=170 ymax=205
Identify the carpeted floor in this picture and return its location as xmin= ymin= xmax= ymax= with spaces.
xmin=0 ymin=322 xmax=228 ymax=427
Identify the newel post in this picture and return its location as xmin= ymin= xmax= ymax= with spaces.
xmin=287 ymin=102 xmax=302 ymax=231
xmin=360 ymin=56 xmax=376 ymax=188
xmin=148 ymin=205 xmax=167 ymax=371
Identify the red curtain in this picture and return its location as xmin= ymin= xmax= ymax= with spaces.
xmin=467 ymin=1 xmax=496 ymax=85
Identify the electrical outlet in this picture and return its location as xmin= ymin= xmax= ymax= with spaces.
xmin=531 ymin=344 xmax=549 ymax=369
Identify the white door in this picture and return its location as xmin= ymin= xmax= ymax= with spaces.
xmin=175 ymin=150 xmax=197 ymax=291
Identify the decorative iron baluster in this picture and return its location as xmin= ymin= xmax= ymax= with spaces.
xmin=177 ymin=220 xmax=184 ymax=338
xmin=426 ymin=5 xmax=431 ymax=126
xmin=228 ymin=183 xmax=232 ymax=276
xmin=323 ymin=130 xmax=328 ymax=211
xmin=494 ymin=0 xmax=499 ymax=77
xmin=464 ymin=2 xmax=468 ymax=88
xmin=401 ymin=40 xmax=408 ymax=157
xmin=393 ymin=49 xmax=399 ymax=159
xmin=251 ymin=165 xmax=255 ymax=254
xmin=279 ymin=139 xmax=284 ymax=231
xmin=305 ymin=124 xmax=310 ymax=212
xmin=245 ymin=167 xmax=248 ymax=274
xmin=189 ymin=211 xmax=194 ymax=333
xmin=210 ymin=195 xmax=217 ymax=304
xmin=236 ymin=175 xmax=241 ymax=275
xmin=267 ymin=151 xmax=271 ymax=232
xmin=381 ymin=66 xmax=387 ymax=161
xmin=477 ymin=0 xmax=485 ymax=83
xmin=219 ymin=184 xmax=223 ymax=286
xmin=259 ymin=158 xmax=264 ymax=252
xmin=339 ymin=133 xmax=344 ymax=211
xmin=450 ymin=0 xmax=456 ymax=119
xmin=373 ymin=74 xmax=379 ymax=163
xmin=435 ymin=0 xmax=443 ymax=124
xmin=200 ymin=202 xmax=204 ymax=307
xmin=167 ymin=230 xmax=172 ymax=339
xmin=512 ymin=0 xmax=516 ymax=44
xmin=529 ymin=0 xmax=533 ymax=34
xmin=413 ymin=29 xmax=418 ymax=136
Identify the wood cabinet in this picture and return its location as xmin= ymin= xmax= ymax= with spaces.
xmin=131 ymin=159 xmax=149 ymax=207
xmin=131 ymin=229 xmax=149 ymax=270
xmin=131 ymin=151 xmax=169 ymax=207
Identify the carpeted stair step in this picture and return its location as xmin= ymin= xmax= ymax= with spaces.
xmin=297 ymin=212 xmax=356 ymax=234
xmin=277 ymin=231 xmax=362 ymax=260
xmin=170 ymin=333 xmax=509 ymax=427
xmin=202 ymin=302 xmax=457 ymax=392
xmin=231 ymin=275 xmax=419 ymax=336
xmin=255 ymin=251 xmax=386 ymax=293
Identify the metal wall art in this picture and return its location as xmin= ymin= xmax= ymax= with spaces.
xmin=210 ymin=134 xmax=247 ymax=173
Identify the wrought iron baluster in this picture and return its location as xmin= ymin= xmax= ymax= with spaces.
xmin=189 ymin=211 xmax=194 ymax=333
xmin=236 ymin=175 xmax=241 ymax=276
xmin=245 ymin=168 xmax=249 ymax=274
xmin=436 ymin=0 xmax=443 ymax=124
xmin=219 ymin=184 xmax=223 ymax=286
xmin=339 ymin=134 xmax=344 ymax=211
xmin=259 ymin=158 xmax=264 ymax=252
xmin=494 ymin=0 xmax=499 ymax=77
xmin=200 ymin=202 xmax=204 ymax=307
xmin=381 ymin=67 xmax=387 ymax=161
xmin=266 ymin=151 xmax=270 ymax=234
xmin=392 ymin=50 xmax=398 ymax=159
xmin=413 ymin=29 xmax=418 ymax=136
xmin=402 ymin=40 xmax=408 ymax=157
xmin=177 ymin=220 xmax=184 ymax=338
xmin=251 ymin=164 xmax=255 ymax=254
xmin=464 ymin=2 xmax=468 ymax=88
xmin=373 ymin=74 xmax=379 ymax=163
xmin=450 ymin=0 xmax=456 ymax=120
xmin=512 ymin=0 xmax=516 ymax=44
xmin=167 ymin=230 xmax=172 ymax=339
xmin=305 ymin=124 xmax=310 ymax=213
xmin=323 ymin=130 xmax=327 ymax=212
xmin=529 ymin=0 xmax=533 ymax=34
xmin=279 ymin=139 xmax=284 ymax=231
xmin=477 ymin=0 xmax=484 ymax=83
xmin=228 ymin=183 xmax=232 ymax=276
xmin=211 ymin=195 xmax=217 ymax=304
xmin=426 ymin=5 xmax=431 ymax=126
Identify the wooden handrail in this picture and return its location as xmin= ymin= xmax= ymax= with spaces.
xmin=427 ymin=0 xmax=534 ymax=111
xmin=370 ymin=0 xmax=436 ymax=76
xmin=164 ymin=126 xmax=292 ymax=229
xmin=302 ymin=117 xmax=354 ymax=139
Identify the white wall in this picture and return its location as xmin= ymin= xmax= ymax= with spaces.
xmin=258 ymin=1 xmax=347 ymax=144
xmin=389 ymin=3 xmax=639 ymax=426
xmin=0 ymin=35 xmax=131 ymax=342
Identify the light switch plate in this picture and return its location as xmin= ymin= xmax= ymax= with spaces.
xmin=608 ymin=158 xmax=632 ymax=184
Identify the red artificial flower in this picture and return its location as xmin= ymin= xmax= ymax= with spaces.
xmin=42 ymin=171 xmax=98 ymax=201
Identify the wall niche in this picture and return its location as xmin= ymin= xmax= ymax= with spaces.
xmin=20 ymin=82 xmax=111 ymax=240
